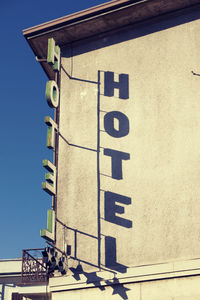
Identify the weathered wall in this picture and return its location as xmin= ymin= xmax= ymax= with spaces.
xmin=51 ymin=275 xmax=200 ymax=300
xmin=56 ymin=7 xmax=200 ymax=275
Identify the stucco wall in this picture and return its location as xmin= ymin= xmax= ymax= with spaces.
xmin=51 ymin=275 xmax=200 ymax=300
xmin=56 ymin=7 xmax=200 ymax=275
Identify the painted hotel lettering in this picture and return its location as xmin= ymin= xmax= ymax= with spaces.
xmin=103 ymin=72 xmax=132 ymax=269
xmin=40 ymin=38 xmax=60 ymax=242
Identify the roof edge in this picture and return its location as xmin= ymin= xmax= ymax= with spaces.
xmin=23 ymin=0 xmax=146 ymax=38
xmin=23 ymin=0 xmax=200 ymax=80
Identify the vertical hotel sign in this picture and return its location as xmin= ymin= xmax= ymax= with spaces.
xmin=40 ymin=38 xmax=60 ymax=242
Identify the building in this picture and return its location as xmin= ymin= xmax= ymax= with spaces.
xmin=0 ymin=255 xmax=48 ymax=300
xmin=0 ymin=259 xmax=21 ymax=300
xmin=21 ymin=0 xmax=200 ymax=299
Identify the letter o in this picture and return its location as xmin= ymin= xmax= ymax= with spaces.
xmin=46 ymin=80 xmax=59 ymax=108
xmin=104 ymin=111 xmax=129 ymax=138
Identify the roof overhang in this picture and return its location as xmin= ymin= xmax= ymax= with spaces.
xmin=23 ymin=0 xmax=200 ymax=79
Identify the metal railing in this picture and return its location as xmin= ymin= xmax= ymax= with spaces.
xmin=21 ymin=248 xmax=47 ymax=284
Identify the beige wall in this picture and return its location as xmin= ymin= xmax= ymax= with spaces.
xmin=51 ymin=275 xmax=200 ymax=300
xmin=56 ymin=7 xmax=200 ymax=276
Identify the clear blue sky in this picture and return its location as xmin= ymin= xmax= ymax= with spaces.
xmin=0 ymin=0 xmax=111 ymax=259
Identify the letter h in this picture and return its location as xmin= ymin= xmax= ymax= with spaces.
xmin=104 ymin=71 xmax=129 ymax=99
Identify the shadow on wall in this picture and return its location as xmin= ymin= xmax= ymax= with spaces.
xmin=49 ymin=6 xmax=200 ymax=298
xmin=70 ymin=264 xmax=130 ymax=300
xmin=57 ymin=219 xmax=129 ymax=274
xmin=57 ymin=220 xmax=130 ymax=299
xmin=62 ymin=6 xmax=200 ymax=58
xmin=0 ymin=284 xmax=16 ymax=300
xmin=0 ymin=284 xmax=5 ymax=300
xmin=57 ymin=66 xmax=132 ymax=299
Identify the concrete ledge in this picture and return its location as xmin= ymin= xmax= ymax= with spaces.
xmin=0 ymin=259 xmax=22 ymax=274
xmin=49 ymin=258 xmax=200 ymax=292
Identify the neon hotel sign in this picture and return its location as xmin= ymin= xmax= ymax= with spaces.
xmin=41 ymin=39 xmax=132 ymax=267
